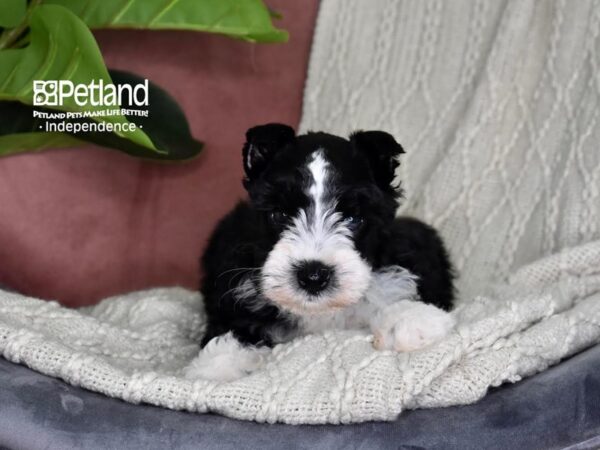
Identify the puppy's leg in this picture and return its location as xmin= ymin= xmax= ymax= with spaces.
xmin=370 ymin=300 xmax=456 ymax=351
xmin=183 ymin=332 xmax=270 ymax=382
xmin=359 ymin=267 xmax=456 ymax=352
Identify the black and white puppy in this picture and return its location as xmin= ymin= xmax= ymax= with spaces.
xmin=184 ymin=124 xmax=455 ymax=381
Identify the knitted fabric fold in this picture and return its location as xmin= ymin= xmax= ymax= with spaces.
xmin=1 ymin=241 xmax=599 ymax=424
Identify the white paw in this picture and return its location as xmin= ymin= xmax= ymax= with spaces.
xmin=183 ymin=332 xmax=270 ymax=382
xmin=371 ymin=300 xmax=456 ymax=352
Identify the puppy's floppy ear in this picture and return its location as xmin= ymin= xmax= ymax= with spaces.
xmin=242 ymin=123 xmax=295 ymax=181
xmin=349 ymin=130 xmax=405 ymax=194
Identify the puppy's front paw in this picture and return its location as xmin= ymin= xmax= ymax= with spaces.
xmin=371 ymin=300 xmax=455 ymax=352
xmin=183 ymin=332 xmax=269 ymax=382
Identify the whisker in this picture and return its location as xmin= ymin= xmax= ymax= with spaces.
xmin=226 ymin=269 xmax=260 ymax=290
xmin=216 ymin=267 xmax=261 ymax=279
xmin=219 ymin=272 xmax=265 ymax=309
xmin=215 ymin=267 xmax=261 ymax=288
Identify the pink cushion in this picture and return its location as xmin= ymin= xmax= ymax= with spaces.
xmin=0 ymin=0 xmax=319 ymax=306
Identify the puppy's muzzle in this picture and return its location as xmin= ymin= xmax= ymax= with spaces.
xmin=295 ymin=260 xmax=333 ymax=296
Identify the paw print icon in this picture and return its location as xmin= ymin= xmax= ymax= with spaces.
xmin=33 ymin=80 xmax=59 ymax=106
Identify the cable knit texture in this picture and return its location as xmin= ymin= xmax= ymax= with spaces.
xmin=1 ymin=0 xmax=600 ymax=424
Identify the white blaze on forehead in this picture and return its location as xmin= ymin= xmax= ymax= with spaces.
xmin=307 ymin=150 xmax=330 ymax=218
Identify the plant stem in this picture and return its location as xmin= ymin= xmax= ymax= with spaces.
xmin=0 ymin=0 xmax=43 ymax=50
xmin=11 ymin=32 xmax=31 ymax=48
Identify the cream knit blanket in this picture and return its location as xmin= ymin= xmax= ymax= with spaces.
xmin=1 ymin=0 xmax=600 ymax=424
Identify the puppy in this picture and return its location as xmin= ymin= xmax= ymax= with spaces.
xmin=184 ymin=124 xmax=455 ymax=381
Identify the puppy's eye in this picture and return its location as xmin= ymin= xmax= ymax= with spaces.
xmin=342 ymin=215 xmax=363 ymax=231
xmin=269 ymin=210 xmax=290 ymax=225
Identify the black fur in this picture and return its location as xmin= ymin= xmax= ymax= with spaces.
xmin=200 ymin=124 xmax=454 ymax=347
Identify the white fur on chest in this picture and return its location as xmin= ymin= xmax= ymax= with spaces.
xmin=298 ymin=266 xmax=420 ymax=334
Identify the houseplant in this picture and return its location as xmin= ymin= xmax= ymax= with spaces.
xmin=0 ymin=0 xmax=287 ymax=160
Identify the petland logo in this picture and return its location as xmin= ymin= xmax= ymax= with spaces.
xmin=33 ymin=79 xmax=149 ymax=107
xmin=32 ymin=79 xmax=150 ymax=133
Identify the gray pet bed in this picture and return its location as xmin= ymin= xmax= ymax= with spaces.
xmin=1 ymin=344 xmax=600 ymax=450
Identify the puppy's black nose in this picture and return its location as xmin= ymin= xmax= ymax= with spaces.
xmin=296 ymin=261 xmax=332 ymax=295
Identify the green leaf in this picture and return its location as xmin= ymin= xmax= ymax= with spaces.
xmin=0 ymin=0 xmax=26 ymax=28
xmin=0 ymin=131 xmax=82 ymax=156
xmin=0 ymin=70 xmax=203 ymax=160
xmin=0 ymin=99 xmax=85 ymax=156
xmin=45 ymin=0 xmax=288 ymax=42
xmin=73 ymin=69 xmax=203 ymax=160
xmin=0 ymin=4 xmax=161 ymax=154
